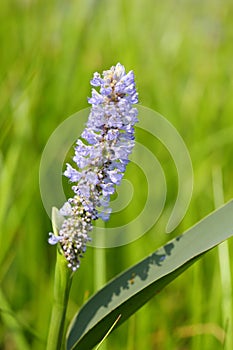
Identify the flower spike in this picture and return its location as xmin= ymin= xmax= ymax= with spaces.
xmin=49 ymin=63 xmax=138 ymax=271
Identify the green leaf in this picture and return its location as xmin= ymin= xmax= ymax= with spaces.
xmin=66 ymin=201 xmax=233 ymax=350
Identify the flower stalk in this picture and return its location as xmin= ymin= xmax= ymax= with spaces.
xmin=46 ymin=210 xmax=73 ymax=350
xmin=46 ymin=251 xmax=72 ymax=350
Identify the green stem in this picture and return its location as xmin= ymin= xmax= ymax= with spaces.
xmin=94 ymin=220 xmax=106 ymax=291
xmin=46 ymin=249 xmax=73 ymax=350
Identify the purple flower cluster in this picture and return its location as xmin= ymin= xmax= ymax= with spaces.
xmin=48 ymin=63 xmax=138 ymax=271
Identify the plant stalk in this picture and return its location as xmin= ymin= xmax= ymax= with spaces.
xmin=46 ymin=249 xmax=73 ymax=350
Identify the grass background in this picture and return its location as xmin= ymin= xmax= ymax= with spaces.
xmin=1 ymin=0 xmax=233 ymax=349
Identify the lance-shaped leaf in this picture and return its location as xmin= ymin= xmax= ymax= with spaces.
xmin=66 ymin=200 xmax=233 ymax=350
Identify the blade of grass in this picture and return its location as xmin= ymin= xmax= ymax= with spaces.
xmin=212 ymin=167 xmax=233 ymax=350
xmin=93 ymin=220 xmax=107 ymax=349
xmin=95 ymin=314 xmax=121 ymax=350
xmin=0 ymin=289 xmax=30 ymax=350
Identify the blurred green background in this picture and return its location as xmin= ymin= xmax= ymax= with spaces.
xmin=1 ymin=0 xmax=233 ymax=349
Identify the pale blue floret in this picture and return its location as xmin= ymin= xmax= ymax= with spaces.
xmin=49 ymin=63 xmax=138 ymax=271
xmin=64 ymin=164 xmax=81 ymax=182
xmin=48 ymin=232 xmax=62 ymax=245
xmin=81 ymin=129 xmax=101 ymax=144
xmin=87 ymin=89 xmax=105 ymax=105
